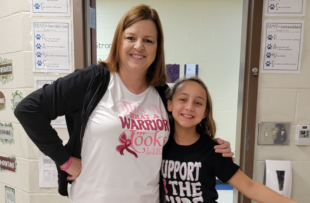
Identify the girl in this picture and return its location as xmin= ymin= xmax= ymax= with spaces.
xmin=161 ymin=77 xmax=297 ymax=203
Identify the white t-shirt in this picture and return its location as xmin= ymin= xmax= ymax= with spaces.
xmin=70 ymin=72 xmax=170 ymax=203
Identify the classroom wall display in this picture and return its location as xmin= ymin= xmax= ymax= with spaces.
xmin=0 ymin=123 xmax=14 ymax=144
xmin=30 ymin=0 xmax=71 ymax=16
xmin=184 ymin=64 xmax=199 ymax=78
xmin=39 ymin=140 xmax=67 ymax=187
xmin=11 ymin=91 xmax=23 ymax=111
xmin=265 ymin=0 xmax=307 ymax=16
xmin=261 ymin=20 xmax=304 ymax=73
xmin=5 ymin=186 xmax=15 ymax=203
xmin=31 ymin=20 xmax=72 ymax=73
xmin=166 ymin=64 xmax=180 ymax=83
xmin=0 ymin=91 xmax=5 ymax=110
xmin=0 ymin=156 xmax=16 ymax=172
xmin=0 ymin=57 xmax=13 ymax=84
xmin=34 ymin=77 xmax=67 ymax=128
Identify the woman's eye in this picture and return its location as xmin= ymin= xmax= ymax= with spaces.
xmin=127 ymin=37 xmax=134 ymax=40
xmin=179 ymin=99 xmax=186 ymax=102
xmin=145 ymin=39 xmax=153 ymax=43
xmin=196 ymin=102 xmax=202 ymax=105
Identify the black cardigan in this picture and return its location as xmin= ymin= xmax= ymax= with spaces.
xmin=14 ymin=64 xmax=170 ymax=196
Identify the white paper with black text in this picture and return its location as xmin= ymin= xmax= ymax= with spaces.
xmin=265 ymin=0 xmax=306 ymax=16
xmin=261 ymin=20 xmax=304 ymax=73
xmin=39 ymin=140 xmax=68 ymax=188
xmin=30 ymin=0 xmax=70 ymax=16
xmin=31 ymin=20 xmax=72 ymax=73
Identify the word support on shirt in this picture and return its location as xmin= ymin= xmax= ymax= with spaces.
xmin=162 ymin=160 xmax=204 ymax=203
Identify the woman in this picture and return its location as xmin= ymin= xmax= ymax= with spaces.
xmin=15 ymin=4 xmax=233 ymax=202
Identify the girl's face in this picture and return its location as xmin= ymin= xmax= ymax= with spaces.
xmin=119 ymin=20 xmax=158 ymax=76
xmin=168 ymin=81 xmax=207 ymax=131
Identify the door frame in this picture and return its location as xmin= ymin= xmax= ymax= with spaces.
xmin=237 ymin=0 xmax=264 ymax=203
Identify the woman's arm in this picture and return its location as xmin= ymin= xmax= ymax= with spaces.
xmin=214 ymin=138 xmax=235 ymax=160
xmin=14 ymin=66 xmax=97 ymax=166
xmin=228 ymin=170 xmax=297 ymax=203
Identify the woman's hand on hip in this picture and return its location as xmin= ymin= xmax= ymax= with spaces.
xmin=60 ymin=157 xmax=82 ymax=181
xmin=214 ymin=138 xmax=235 ymax=162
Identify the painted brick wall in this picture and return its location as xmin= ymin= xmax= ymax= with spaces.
xmin=0 ymin=0 xmax=72 ymax=202
xmin=252 ymin=2 xmax=310 ymax=203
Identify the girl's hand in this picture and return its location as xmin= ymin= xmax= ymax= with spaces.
xmin=214 ymin=138 xmax=235 ymax=162
xmin=60 ymin=157 xmax=82 ymax=181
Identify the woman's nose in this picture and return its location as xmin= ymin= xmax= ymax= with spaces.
xmin=134 ymin=39 xmax=144 ymax=51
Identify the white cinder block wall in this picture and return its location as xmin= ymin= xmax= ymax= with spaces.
xmin=97 ymin=0 xmax=244 ymax=154
xmin=252 ymin=2 xmax=310 ymax=203
xmin=0 ymin=0 xmax=72 ymax=202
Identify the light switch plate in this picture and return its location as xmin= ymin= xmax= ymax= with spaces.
xmin=258 ymin=122 xmax=290 ymax=145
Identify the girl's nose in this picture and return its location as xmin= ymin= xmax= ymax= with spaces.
xmin=134 ymin=39 xmax=144 ymax=51
xmin=185 ymin=102 xmax=194 ymax=111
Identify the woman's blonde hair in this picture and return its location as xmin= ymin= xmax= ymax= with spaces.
xmin=99 ymin=4 xmax=167 ymax=87
xmin=166 ymin=77 xmax=216 ymax=139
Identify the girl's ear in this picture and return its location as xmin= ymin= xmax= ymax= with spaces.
xmin=167 ymin=100 xmax=172 ymax=112
xmin=203 ymin=109 xmax=208 ymax=119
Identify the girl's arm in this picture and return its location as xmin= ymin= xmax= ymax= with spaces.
xmin=228 ymin=170 xmax=297 ymax=203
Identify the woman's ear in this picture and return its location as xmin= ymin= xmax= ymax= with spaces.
xmin=167 ymin=100 xmax=172 ymax=112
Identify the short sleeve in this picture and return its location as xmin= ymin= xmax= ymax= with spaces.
xmin=212 ymin=151 xmax=240 ymax=183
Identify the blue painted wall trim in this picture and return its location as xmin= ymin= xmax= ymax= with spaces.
xmin=215 ymin=179 xmax=233 ymax=190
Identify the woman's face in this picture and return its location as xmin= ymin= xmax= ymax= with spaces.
xmin=119 ymin=20 xmax=158 ymax=77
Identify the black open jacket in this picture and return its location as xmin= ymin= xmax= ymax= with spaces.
xmin=14 ymin=64 xmax=170 ymax=198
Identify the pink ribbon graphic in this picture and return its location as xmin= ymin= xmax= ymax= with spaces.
xmin=163 ymin=179 xmax=168 ymax=194
xmin=116 ymin=132 xmax=138 ymax=158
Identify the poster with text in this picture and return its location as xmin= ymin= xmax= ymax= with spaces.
xmin=30 ymin=0 xmax=70 ymax=16
xmin=34 ymin=77 xmax=67 ymax=128
xmin=261 ymin=21 xmax=304 ymax=73
xmin=32 ymin=20 xmax=72 ymax=73
xmin=265 ymin=0 xmax=307 ymax=16
xmin=39 ymin=140 xmax=67 ymax=188
xmin=5 ymin=186 xmax=15 ymax=203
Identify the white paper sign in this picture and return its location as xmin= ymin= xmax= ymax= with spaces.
xmin=32 ymin=20 xmax=72 ymax=73
xmin=266 ymin=0 xmax=307 ymax=16
xmin=5 ymin=186 xmax=15 ymax=203
xmin=30 ymin=0 xmax=70 ymax=16
xmin=34 ymin=77 xmax=67 ymax=128
xmin=0 ymin=126 xmax=13 ymax=140
xmin=39 ymin=140 xmax=68 ymax=188
xmin=184 ymin=64 xmax=198 ymax=78
xmin=261 ymin=21 xmax=304 ymax=73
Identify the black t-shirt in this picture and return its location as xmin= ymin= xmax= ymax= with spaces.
xmin=161 ymin=134 xmax=239 ymax=203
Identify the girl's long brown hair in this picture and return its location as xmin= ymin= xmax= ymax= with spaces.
xmin=166 ymin=77 xmax=216 ymax=139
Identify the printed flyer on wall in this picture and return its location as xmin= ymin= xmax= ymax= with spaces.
xmin=265 ymin=0 xmax=306 ymax=16
xmin=30 ymin=0 xmax=71 ymax=16
xmin=261 ymin=20 xmax=304 ymax=73
xmin=31 ymin=20 xmax=72 ymax=73
xmin=39 ymin=141 xmax=68 ymax=187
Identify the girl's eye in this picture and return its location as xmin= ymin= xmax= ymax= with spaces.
xmin=127 ymin=37 xmax=134 ymax=40
xmin=179 ymin=98 xmax=186 ymax=102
